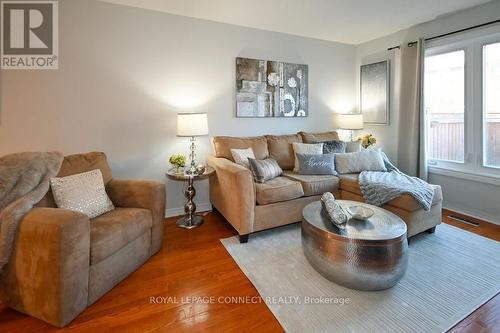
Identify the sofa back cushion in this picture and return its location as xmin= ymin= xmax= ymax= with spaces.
xmin=37 ymin=152 xmax=112 ymax=207
xmin=266 ymin=134 xmax=303 ymax=170
xmin=212 ymin=136 xmax=269 ymax=161
xmin=299 ymin=131 xmax=339 ymax=143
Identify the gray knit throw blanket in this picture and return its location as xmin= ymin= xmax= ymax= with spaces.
xmin=0 ymin=152 xmax=63 ymax=272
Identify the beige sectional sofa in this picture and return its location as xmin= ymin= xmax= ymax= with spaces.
xmin=208 ymin=131 xmax=442 ymax=243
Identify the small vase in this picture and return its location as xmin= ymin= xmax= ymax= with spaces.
xmin=175 ymin=166 xmax=184 ymax=174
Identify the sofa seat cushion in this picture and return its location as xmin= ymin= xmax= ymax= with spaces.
xmin=339 ymin=174 xmax=443 ymax=212
xmin=255 ymin=177 xmax=304 ymax=205
xmin=339 ymin=173 xmax=362 ymax=195
xmin=90 ymin=208 xmax=152 ymax=264
xmin=283 ymin=171 xmax=339 ymax=196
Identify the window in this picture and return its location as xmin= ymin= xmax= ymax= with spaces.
xmin=425 ymin=51 xmax=465 ymax=163
xmin=483 ymin=42 xmax=500 ymax=168
xmin=424 ymin=26 xmax=500 ymax=179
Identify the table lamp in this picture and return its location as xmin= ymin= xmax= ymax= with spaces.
xmin=177 ymin=113 xmax=208 ymax=174
xmin=334 ymin=113 xmax=364 ymax=141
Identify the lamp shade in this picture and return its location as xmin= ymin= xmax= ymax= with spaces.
xmin=334 ymin=113 xmax=364 ymax=130
xmin=177 ymin=113 xmax=208 ymax=137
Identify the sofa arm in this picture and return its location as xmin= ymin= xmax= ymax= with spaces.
xmin=106 ymin=179 xmax=166 ymax=254
xmin=208 ymin=156 xmax=255 ymax=235
xmin=0 ymin=208 xmax=90 ymax=327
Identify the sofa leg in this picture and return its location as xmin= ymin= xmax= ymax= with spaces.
xmin=427 ymin=227 xmax=436 ymax=234
xmin=407 ymin=237 xmax=411 ymax=246
xmin=239 ymin=234 xmax=249 ymax=243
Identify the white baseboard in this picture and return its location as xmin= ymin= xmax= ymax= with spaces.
xmin=443 ymin=202 xmax=500 ymax=226
xmin=165 ymin=202 xmax=212 ymax=218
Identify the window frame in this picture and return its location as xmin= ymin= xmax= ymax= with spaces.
xmin=424 ymin=25 xmax=500 ymax=179
xmin=479 ymin=34 xmax=500 ymax=175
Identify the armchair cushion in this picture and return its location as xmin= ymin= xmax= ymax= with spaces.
xmin=105 ymin=179 xmax=165 ymax=254
xmin=90 ymin=208 xmax=152 ymax=265
xmin=37 ymin=152 xmax=113 ymax=208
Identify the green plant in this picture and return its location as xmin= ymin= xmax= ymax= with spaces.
xmin=169 ymin=154 xmax=186 ymax=171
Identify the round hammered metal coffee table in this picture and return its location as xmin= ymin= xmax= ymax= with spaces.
xmin=302 ymin=200 xmax=408 ymax=291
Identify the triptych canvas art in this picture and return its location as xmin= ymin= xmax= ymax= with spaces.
xmin=235 ymin=57 xmax=308 ymax=118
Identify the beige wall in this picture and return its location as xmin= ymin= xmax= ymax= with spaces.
xmin=0 ymin=0 xmax=356 ymax=214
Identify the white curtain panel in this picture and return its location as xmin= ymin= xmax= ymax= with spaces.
xmin=396 ymin=39 xmax=427 ymax=180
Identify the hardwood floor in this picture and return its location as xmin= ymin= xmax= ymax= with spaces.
xmin=0 ymin=210 xmax=498 ymax=332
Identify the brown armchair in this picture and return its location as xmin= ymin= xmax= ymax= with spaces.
xmin=0 ymin=152 xmax=166 ymax=327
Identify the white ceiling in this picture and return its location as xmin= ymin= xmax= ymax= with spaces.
xmin=100 ymin=0 xmax=492 ymax=44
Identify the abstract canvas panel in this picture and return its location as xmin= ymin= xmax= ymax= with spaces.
xmin=236 ymin=57 xmax=308 ymax=117
xmin=360 ymin=60 xmax=389 ymax=125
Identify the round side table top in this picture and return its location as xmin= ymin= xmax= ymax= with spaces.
xmin=303 ymin=200 xmax=407 ymax=241
xmin=166 ymin=166 xmax=215 ymax=181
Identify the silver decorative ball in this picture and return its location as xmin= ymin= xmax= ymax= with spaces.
xmin=196 ymin=164 xmax=206 ymax=175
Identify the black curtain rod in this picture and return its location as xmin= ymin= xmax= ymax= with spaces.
xmin=387 ymin=18 xmax=500 ymax=51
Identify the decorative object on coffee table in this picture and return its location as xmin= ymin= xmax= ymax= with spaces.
xmin=177 ymin=113 xmax=209 ymax=175
xmin=166 ymin=166 xmax=215 ymax=229
xmin=302 ymin=200 xmax=408 ymax=290
xmin=334 ymin=113 xmax=364 ymax=141
xmin=320 ymin=192 xmax=347 ymax=226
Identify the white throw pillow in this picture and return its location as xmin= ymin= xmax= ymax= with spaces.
xmin=292 ymin=142 xmax=324 ymax=172
xmin=231 ymin=148 xmax=255 ymax=168
xmin=50 ymin=169 xmax=114 ymax=218
xmin=335 ymin=149 xmax=387 ymax=174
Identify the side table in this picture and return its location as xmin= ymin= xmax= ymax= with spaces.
xmin=166 ymin=166 xmax=215 ymax=229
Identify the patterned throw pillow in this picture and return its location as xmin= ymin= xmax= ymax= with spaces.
xmin=231 ymin=148 xmax=255 ymax=168
xmin=314 ymin=140 xmax=347 ymax=154
xmin=296 ymin=153 xmax=337 ymax=175
xmin=335 ymin=150 xmax=387 ymax=174
xmin=291 ymin=142 xmax=323 ymax=172
xmin=50 ymin=169 xmax=114 ymax=218
xmin=248 ymin=158 xmax=283 ymax=183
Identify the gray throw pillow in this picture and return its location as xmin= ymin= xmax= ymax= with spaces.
xmin=296 ymin=153 xmax=337 ymax=175
xmin=248 ymin=158 xmax=283 ymax=183
xmin=335 ymin=149 xmax=387 ymax=174
xmin=346 ymin=140 xmax=362 ymax=153
xmin=315 ymin=140 xmax=347 ymax=154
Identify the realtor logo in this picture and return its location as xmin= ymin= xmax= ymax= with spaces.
xmin=1 ymin=0 xmax=58 ymax=69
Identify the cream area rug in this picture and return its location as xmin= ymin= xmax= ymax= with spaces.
xmin=221 ymin=223 xmax=500 ymax=333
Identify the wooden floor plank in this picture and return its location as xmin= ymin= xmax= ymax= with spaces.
xmin=0 ymin=210 xmax=498 ymax=332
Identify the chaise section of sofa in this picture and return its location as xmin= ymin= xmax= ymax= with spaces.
xmin=208 ymin=131 xmax=442 ymax=242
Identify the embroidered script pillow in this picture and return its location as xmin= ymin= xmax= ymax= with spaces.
xmin=292 ymin=142 xmax=323 ymax=172
xmin=50 ymin=169 xmax=114 ymax=218
xmin=296 ymin=153 xmax=337 ymax=175
xmin=248 ymin=158 xmax=283 ymax=183
xmin=231 ymin=148 xmax=255 ymax=168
